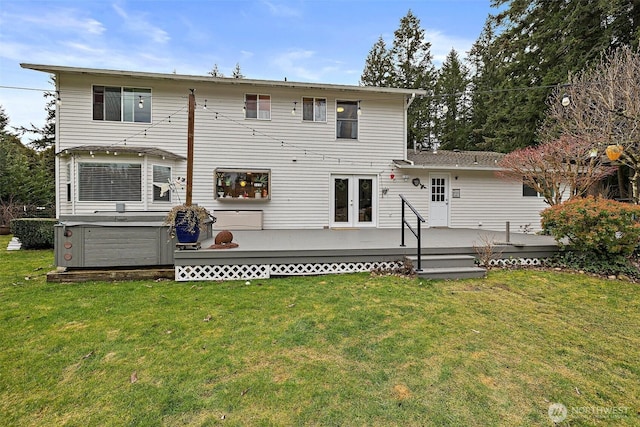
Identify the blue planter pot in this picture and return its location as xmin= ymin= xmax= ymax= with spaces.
xmin=174 ymin=211 xmax=200 ymax=243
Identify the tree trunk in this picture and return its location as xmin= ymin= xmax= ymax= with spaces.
xmin=618 ymin=166 xmax=627 ymax=200
xmin=631 ymin=166 xmax=640 ymax=204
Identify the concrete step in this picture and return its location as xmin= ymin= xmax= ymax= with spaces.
xmin=416 ymin=266 xmax=487 ymax=280
xmin=6 ymin=237 xmax=21 ymax=251
xmin=406 ymin=254 xmax=477 ymax=269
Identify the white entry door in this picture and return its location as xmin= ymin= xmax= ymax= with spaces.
xmin=331 ymin=175 xmax=377 ymax=227
xmin=429 ymin=174 xmax=449 ymax=227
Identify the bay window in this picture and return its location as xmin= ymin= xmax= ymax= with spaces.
xmin=78 ymin=162 xmax=142 ymax=201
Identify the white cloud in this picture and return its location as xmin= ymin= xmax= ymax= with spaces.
xmin=260 ymin=0 xmax=301 ymax=18
xmin=112 ymin=3 xmax=170 ymax=44
xmin=270 ymin=49 xmax=320 ymax=80
xmin=5 ymin=9 xmax=105 ymax=36
xmin=240 ymin=50 xmax=254 ymax=60
xmin=424 ymin=29 xmax=474 ymax=66
xmin=268 ymin=49 xmax=358 ymax=83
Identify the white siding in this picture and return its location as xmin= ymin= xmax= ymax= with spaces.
xmin=392 ymin=169 xmax=549 ymax=232
xmin=56 ymin=73 xmax=408 ymax=228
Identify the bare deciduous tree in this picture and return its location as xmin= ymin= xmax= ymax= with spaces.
xmin=541 ymin=46 xmax=640 ymax=202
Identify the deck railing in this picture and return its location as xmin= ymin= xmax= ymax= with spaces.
xmin=400 ymin=194 xmax=426 ymax=271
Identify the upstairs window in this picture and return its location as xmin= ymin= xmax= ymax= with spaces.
xmin=93 ymin=86 xmax=151 ymax=123
xmin=303 ymin=97 xmax=327 ymax=122
xmin=336 ymin=100 xmax=358 ymax=139
xmin=245 ymin=94 xmax=271 ymax=120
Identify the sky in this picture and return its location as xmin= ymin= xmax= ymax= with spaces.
xmin=0 ymin=0 xmax=496 ymax=140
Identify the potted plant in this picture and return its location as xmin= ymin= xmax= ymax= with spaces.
xmin=164 ymin=204 xmax=213 ymax=244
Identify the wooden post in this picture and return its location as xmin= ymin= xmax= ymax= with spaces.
xmin=186 ymin=89 xmax=195 ymax=206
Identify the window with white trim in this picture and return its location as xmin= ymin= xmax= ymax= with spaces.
xmin=245 ymin=94 xmax=271 ymax=120
xmin=303 ymin=97 xmax=327 ymax=122
xmin=153 ymin=165 xmax=172 ymax=202
xmin=93 ymin=86 xmax=151 ymax=123
xmin=336 ymin=100 xmax=358 ymax=139
xmin=66 ymin=163 xmax=72 ymax=202
xmin=78 ymin=162 xmax=142 ymax=201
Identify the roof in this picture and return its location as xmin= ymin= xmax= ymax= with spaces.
xmin=398 ymin=150 xmax=506 ymax=171
xmin=21 ymin=63 xmax=427 ymax=97
xmin=58 ymin=145 xmax=186 ymax=161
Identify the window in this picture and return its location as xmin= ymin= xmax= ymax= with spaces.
xmin=215 ymin=169 xmax=270 ymax=200
xmin=66 ymin=163 xmax=72 ymax=202
xmin=78 ymin=162 xmax=142 ymax=201
xmin=93 ymin=86 xmax=151 ymax=123
xmin=303 ymin=97 xmax=326 ymax=122
xmin=245 ymin=94 xmax=271 ymax=120
xmin=336 ymin=100 xmax=358 ymax=139
xmin=153 ymin=165 xmax=172 ymax=202
xmin=522 ymin=184 xmax=539 ymax=197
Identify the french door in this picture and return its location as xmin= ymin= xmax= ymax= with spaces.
xmin=331 ymin=175 xmax=377 ymax=227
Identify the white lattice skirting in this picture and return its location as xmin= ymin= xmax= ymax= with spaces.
xmin=489 ymin=258 xmax=544 ymax=267
xmin=175 ymin=260 xmax=403 ymax=281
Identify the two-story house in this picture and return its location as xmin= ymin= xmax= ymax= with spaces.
xmin=21 ymin=64 xmax=552 ymax=276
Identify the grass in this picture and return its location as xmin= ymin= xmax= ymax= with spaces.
xmin=0 ymin=234 xmax=639 ymax=426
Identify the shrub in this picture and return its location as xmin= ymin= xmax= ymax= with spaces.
xmin=11 ymin=218 xmax=56 ymax=249
xmin=541 ymin=196 xmax=640 ymax=257
xmin=544 ymin=251 xmax=640 ymax=279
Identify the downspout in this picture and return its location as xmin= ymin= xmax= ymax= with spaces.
xmin=54 ymin=72 xmax=63 ymax=218
xmin=405 ymin=93 xmax=416 ymax=159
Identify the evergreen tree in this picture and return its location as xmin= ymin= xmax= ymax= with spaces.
xmin=360 ymin=36 xmax=394 ymax=86
xmin=0 ymin=105 xmax=55 ymax=217
xmin=14 ymin=79 xmax=56 ymax=151
xmin=390 ymin=10 xmax=435 ymax=148
xmin=434 ymin=49 xmax=472 ymax=150
xmin=232 ymin=63 xmax=244 ymax=79
xmin=467 ymin=21 xmax=499 ymax=150
xmin=471 ymin=0 xmax=639 ymax=152
xmin=208 ymin=64 xmax=224 ymax=77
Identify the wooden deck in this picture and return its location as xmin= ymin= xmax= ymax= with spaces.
xmin=173 ymin=228 xmax=560 ymax=281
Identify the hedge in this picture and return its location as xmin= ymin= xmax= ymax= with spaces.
xmin=11 ymin=218 xmax=56 ymax=249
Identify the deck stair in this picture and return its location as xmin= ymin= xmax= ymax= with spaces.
xmin=406 ymin=254 xmax=486 ymax=280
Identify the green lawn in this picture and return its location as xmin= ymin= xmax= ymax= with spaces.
xmin=0 ymin=235 xmax=638 ymax=426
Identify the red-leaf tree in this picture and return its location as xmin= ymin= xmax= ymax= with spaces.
xmin=497 ymin=135 xmax=615 ymax=205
